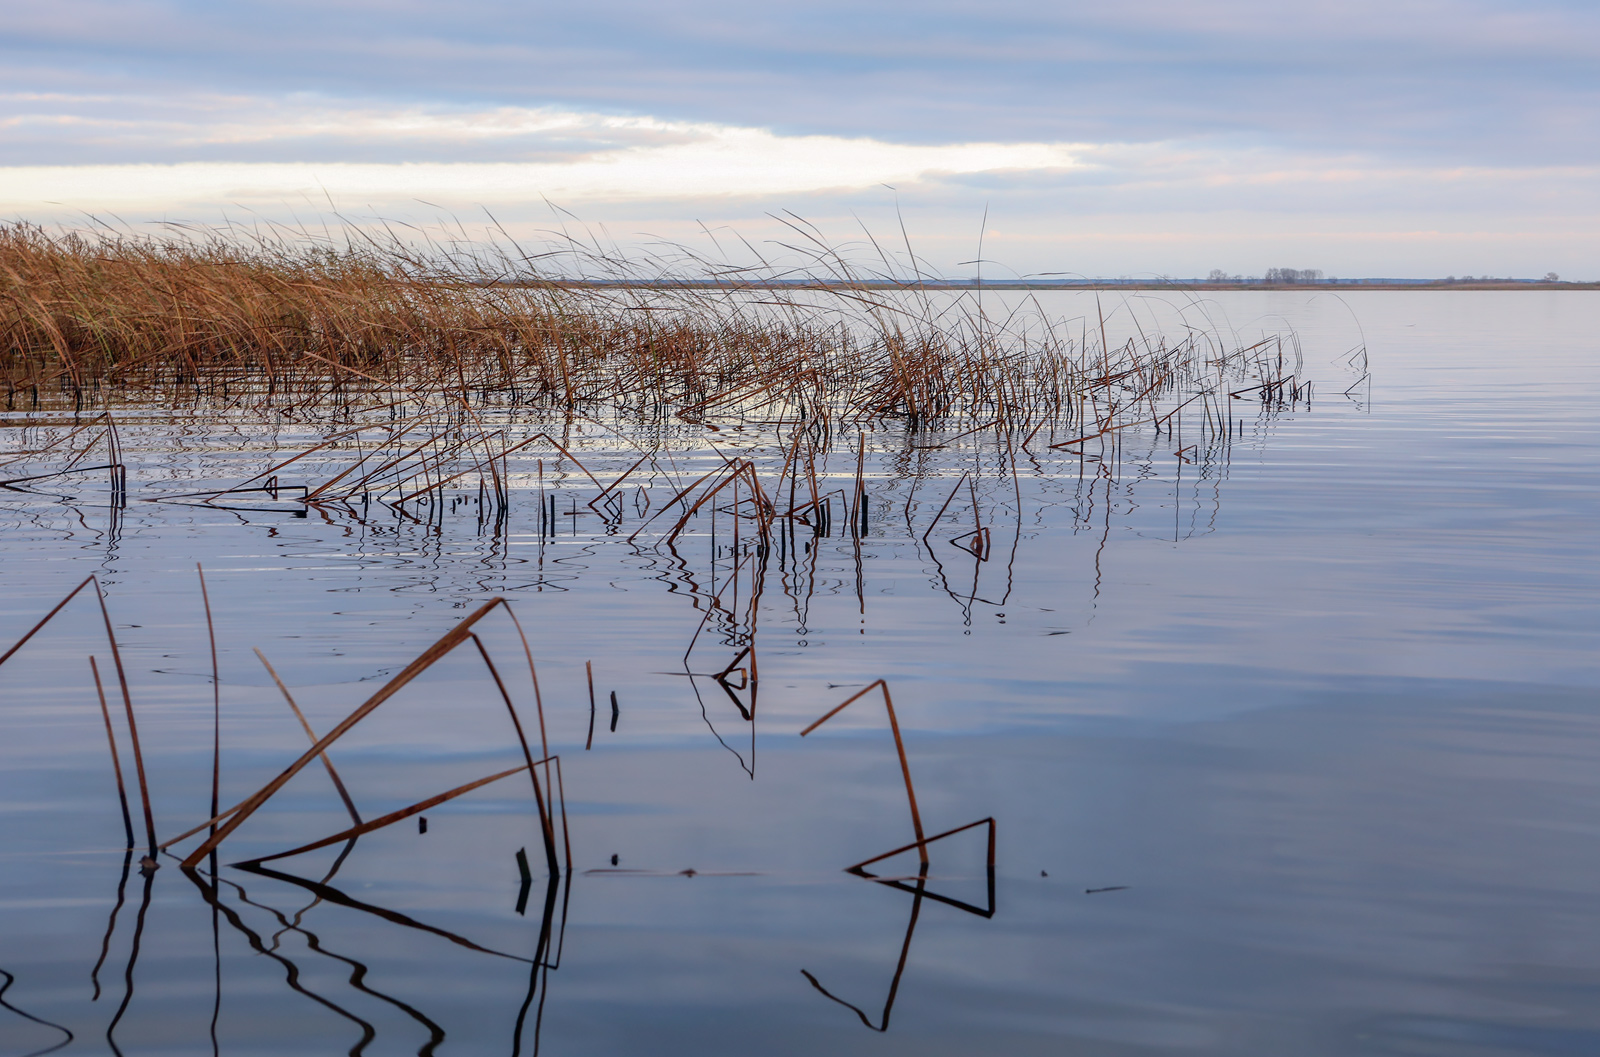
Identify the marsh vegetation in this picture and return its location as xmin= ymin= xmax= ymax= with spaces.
xmin=0 ymin=224 xmax=1386 ymax=1055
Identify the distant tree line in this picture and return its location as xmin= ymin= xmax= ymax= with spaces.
xmin=1263 ymin=268 xmax=1322 ymax=284
xmin=1206 ymin=268 xmax=1325 ymax=284
xmin=1441 ymin=273 xmax=1561 ymax=283
xmin=1203 ymin=270 xmax=1567 ymax=286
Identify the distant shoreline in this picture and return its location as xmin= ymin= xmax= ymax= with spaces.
xmin=515 ymin=279 xmax=1598 ymax=292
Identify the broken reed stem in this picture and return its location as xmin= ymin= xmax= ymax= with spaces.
xmin=93 ymin=582 xmax=157 ymax=857
xmin=919 ymin=473 xmax=971 ymax=549
xmin=801 ymin=679 xmax=926 ymax=859
xmin=585 ymin=661 xmax=596 ymax=751
xmin=851 ymin=431 xmax=866 ymax=533
xmin=394 ymin=433 xmax=542 ymax=504
xmin=179 ymin=599 xmax=509 ymax=866
xmin=846 ymin=817 xmax=997 ymax=874
xmin=587 ymin=451 xmax=654 ymax=509
xmin=525 ymin=433 xmax=604 ymax=492
xmin=469 ymin=633 xmax=559 ymax=875
xmin=253 ymin=648 xmax=361 ymax=827
xmin=626 ymin=463 xmax=725 ymax=542
xmin=89 ymin=655 xmax=135 ymax=849
xmin=552 ymin=753 xmax=573 ymax=874
xmin=499 ymin=602 xmax=551 ymax=763
xmin=179 ymin=597 xmax=562 ymax=873
xmin=0 ymin=574 xmax=95 ymax=669
xmin=209 ymin=424 xmax=376 ymax=502
xmin=197 ymin=564 xmax=220 ymax=828
xmin=159 ymin=797 xmax=250 ymax=852
xmin=238 ymin=761 xmax=538 ymax=866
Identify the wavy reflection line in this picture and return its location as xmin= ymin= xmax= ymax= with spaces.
xmin=511 ymin=871 xmax=567 ymax=1057
xmin=89 ymin=848 xmax=133 ymax=1001
xmin=688 ymin=672 xmax=754 ymax=778
xmin=847 ymin=817 xmax=997 ymax=919
xmin=671 ymin=544 xmax=761 ymax=776
xmin=268 ymin=837 xmax=358 ymax=952
xmin=235 ymin=862 xmax=536 ymax=964
xmin=223 ymin=876 xmax=447 ymax=1057
xmin=0 ymin=968 xmax=75 ymax=1057
xmin=800 ymin=868 xmax=927 ymax=1033
xmin=182 ymin=868 xmax=378 ymax=1057
xmin=210 ymin=852 xmax=221 ymax=1057
xmin=104 ymin=863 xmax=154 ymax=1057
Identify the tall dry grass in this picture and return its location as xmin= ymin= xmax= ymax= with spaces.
xmin=0 ymin=221 xmax=1281 ymax=439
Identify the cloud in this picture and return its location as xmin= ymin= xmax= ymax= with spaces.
xmin=0 ymin=110 xmax=1077 ymax=206
xmin=2 ymin=1 xmax=1598 ymax=163
xmin=2 ymin=113 xmax=1591 ymax=280
xmin=0 ymin=95 xmax=730 ymax=165
xmin=0 ymin=1 xmax=1593 ymax=276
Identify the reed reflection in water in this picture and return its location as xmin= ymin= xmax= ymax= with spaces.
xmin=5 ymin=291 xmax=1597 ymax=1054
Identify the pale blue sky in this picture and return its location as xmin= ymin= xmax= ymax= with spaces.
xmin=2 ymin=0 xmax=1595 ymax=277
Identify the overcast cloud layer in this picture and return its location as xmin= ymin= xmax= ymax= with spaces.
xmin=1 ymin=1 xmax=1595 ymax=277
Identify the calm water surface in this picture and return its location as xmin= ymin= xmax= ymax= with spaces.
xmin=1 ymin=291 xmax=1597 ymax=1056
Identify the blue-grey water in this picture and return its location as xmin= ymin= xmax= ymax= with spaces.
xmin=1 ymin=291 xmax=1597 ymax=1056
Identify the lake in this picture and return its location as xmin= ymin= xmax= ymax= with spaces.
xmin=2 ymin=290 xmax=1597 ymax=1056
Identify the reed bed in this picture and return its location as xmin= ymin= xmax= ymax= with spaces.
xmin=0 ymin=221 xmax=1293 ymax=445
xmin=0 ymin=215 xmax=1325 ymax=1041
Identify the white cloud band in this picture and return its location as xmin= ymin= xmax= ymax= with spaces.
xmin=0 ymin=99 xmax=1077 ymax=208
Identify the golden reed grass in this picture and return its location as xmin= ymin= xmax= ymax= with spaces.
xmin=0 ymin=221 xmax=1275 ymax=439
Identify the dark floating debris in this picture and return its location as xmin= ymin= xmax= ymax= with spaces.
xmin=514 ymin=848 xmax=532 ymax=916
xmin=580 ymin=868 xmax=761 ymax=877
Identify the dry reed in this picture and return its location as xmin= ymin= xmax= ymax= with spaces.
xmin=802 ymin=680 xmax=928 ymax=861
xmin=0 ymin=222 xmax=1288 ymax=447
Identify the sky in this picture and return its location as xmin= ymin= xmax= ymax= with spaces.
xmin=2 ymin=0 xmax=1596 ymax=278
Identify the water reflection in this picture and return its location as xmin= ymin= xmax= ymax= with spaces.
xmin=0 ymin=387 xmax=1309 ymax=1051
xmin=800 ymin=853 xmax=996 ymax=1034
xmin=7 ymin=292 xmax=1598 ymax=1054
xmin=0 ymin=968 xmax=75 ymax=1057
xmin=66 ymin=834 xmax=577 ymax=1055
